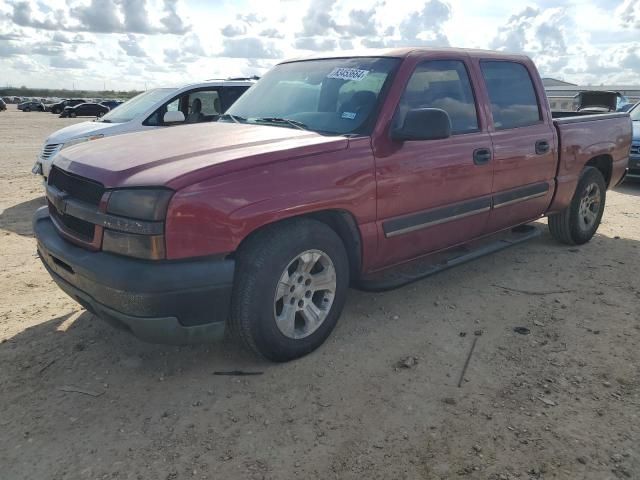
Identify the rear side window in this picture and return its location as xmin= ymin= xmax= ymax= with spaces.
xmin=220 ymin=86 xmax=249 ymax=111
xmin=396 ymin=60 xmax=479 ymax=135
xmin=480 ymin=61 xmax=541 ymax=130
xmin=190 ymin=90 xmax=221 ymax=115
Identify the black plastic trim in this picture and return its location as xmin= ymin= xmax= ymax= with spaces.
xmin=492 ymin=182 xmax=549 ymax=208
xmin=383 ymin=197 xmax=492 ymax=237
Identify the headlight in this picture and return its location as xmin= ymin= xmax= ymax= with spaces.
xmin=60 ymin=134 xmax=104 ymax=150
xmin=102 ymin=189 xmax=174 ymax=260
xmin=107 ymin=189 xmax=173 ymax=221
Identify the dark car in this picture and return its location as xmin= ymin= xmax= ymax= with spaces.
xmin=49 ymin=99 xmax=86 ymax=114
xmin=0 ymin=98 xmax=6 ymax=111
xmin=60 ymin=102 xmax=110 ymax=118
xmin=18 ymin=100 xmax=45 ymax=112
xmin=100 ymin=100 xmax=123 ymax=110
xmin=629 ymin=103 xmax=640 ymax=178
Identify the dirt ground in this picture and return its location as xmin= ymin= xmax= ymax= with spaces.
xmin=0 ymin=105 xmax=638 ymax=480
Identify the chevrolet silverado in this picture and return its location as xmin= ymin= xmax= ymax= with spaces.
xmin=34 ymin=48 xmax=632 ymax=361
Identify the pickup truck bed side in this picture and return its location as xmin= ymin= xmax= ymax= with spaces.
xmin=549 ymin=113 xmax=631 ymax=213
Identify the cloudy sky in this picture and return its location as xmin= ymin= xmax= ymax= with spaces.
xmin=0 ymin=0 xmax=638 ymax=91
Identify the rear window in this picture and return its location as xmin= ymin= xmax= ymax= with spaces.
xmin=480 ymin=61 xmax=541 ymax=130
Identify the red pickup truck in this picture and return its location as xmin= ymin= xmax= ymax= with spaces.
xmin=34 ymin=48 xmax=632 ymax=361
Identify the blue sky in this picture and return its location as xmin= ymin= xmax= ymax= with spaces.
xmin=0 ymin=0 xmax=638 ymax=90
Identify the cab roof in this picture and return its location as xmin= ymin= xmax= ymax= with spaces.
xmin=281 ymin=47 xmax=531 ymax=63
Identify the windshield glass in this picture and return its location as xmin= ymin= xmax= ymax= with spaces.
xmin=222 ymin=57 xmax=400 ymax=135
xmin=631 ymin=104 xmax=640 ymax=121
xmin=101 ymin=88 xmax=175 ymax=123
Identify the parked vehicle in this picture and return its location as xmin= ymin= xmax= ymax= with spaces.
xmin=49 ymin=99 xmax=86 ymax=114
xmin=59 ymin=102 xmax=110 ymax=118
xmin=0 ymin=98 xmax=6 ymax=111
xmin=574 ymin=91 xmax=630 ymax=113
xmin=33 ymin=79 xmax=255 ymax=178
xmin=629 ymin=103 xmax=640 ymax=178
xmin=100 ymin=100 xmax=123 ymax=110
xmin=617 ymin=102 xmax=636 ymax=113
xmin=34 ymin=48 xmax=632 ymax=361
xmin=18 ymin=100 xmax=45 ymax=112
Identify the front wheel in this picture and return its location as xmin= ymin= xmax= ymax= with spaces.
xmin=548 ymin=167 xmax=606 ymax=245
xmin=97 ymin=112 xmax=104 ymax=117
xmin=230 ymin=219 xmax=349 ymax=362
xmin=69 ymin=112 xmax=77 ymax=118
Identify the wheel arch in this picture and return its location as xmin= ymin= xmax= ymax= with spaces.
xmin=585 ymin=154 xmax=613 ymax=187
xmin=233 ymin=209 xmax=363 ymax=283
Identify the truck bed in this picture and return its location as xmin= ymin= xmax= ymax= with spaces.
xmin=548 ymin=111 xmax=632 ymax=213
xmin=551 ymin=111 xmax=628 ymax=122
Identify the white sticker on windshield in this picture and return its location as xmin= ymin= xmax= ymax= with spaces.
xmin=341 ymin=111 xmax=356 ymax=120
xmin=327 ymin=67 xmax=370 ymax=82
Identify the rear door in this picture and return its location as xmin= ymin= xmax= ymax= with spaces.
xmin=478 ymin=60 xmax=557 ymax=232
xmin=372 ymin=56 xmax=494 ymax=268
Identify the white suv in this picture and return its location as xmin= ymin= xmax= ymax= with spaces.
xmin=33 ymin=79 xmax=256 ymax=178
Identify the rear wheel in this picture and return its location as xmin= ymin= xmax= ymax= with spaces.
xmin=548 ymin=167 xmax=606 ymax=245
xmin=97 ymin=111 xmax=104 ymax=118
xmin=230 ymin=219 xmax=349 ymax=362
xmin=69 ymin=112 xmax=77 ymax=118
xmin=24 ymin=107 xmax=30 ymax=112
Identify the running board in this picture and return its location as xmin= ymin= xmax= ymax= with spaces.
xmin=358 ymin=224 xmax=541 ymax=291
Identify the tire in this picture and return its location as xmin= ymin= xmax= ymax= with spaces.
xmin=69 ymin=112 xmax=77 ymax=118
xmin=230 ymin=219 xmax=350 ymax=362
xmin=548 ymin=167 xmax=606 ymax=245
xmin=97 ymin=112 xmax=104 ymax=117
xmin=24 ymin=107 xmax=30 ymax=112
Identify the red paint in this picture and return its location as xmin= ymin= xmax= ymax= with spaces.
xmin=55 ymin=48 xmax=633 ymax=272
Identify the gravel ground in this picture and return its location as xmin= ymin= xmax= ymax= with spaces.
xmin=0 ymin=105 xmax=639 ymax=480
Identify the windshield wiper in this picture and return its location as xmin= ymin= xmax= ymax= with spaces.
xmin=219 ymin=113 xmax=246 ymax=124
xmin=253 ymin=117 xmax=308 ymax=131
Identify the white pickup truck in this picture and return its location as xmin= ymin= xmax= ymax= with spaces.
xmin=33 ymin=79 xmax=256 ymax=179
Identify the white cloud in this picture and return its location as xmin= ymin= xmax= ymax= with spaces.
xmin=1 ymin=0 xmax=639 ymax=90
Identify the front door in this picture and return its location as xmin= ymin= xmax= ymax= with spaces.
xmin=372 ymin=58 xmax=494 ymax=269
xmin=479 ymin=60 xmax=557 ymax=232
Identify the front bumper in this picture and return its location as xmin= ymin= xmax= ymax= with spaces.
xmin=34 ymin=207 xmax=235 ymax=344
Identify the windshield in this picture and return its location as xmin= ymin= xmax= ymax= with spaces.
xmin=631 ymin=104 xmax=640 ymax=121
xmin=100 ymin=88 xmax=175 ymax=123
xmin=222 ymin=57 xmax=400 ymax=135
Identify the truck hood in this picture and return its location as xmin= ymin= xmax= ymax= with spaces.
xmin=46 ymin=120 xmax=119 ymax=144
xmin=54 ymin=122 xmax=350 ymax=190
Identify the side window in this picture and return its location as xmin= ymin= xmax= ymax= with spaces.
xmin=146 ymin=96 xmax=182 ymax=126
xmin=480 ymin=61 xmax=542 ymax=130
xmin=220 ymin=86 xmax=249 ymax=112
xmin=395 ymin=60 xmax=479 ymax=135
xmin=166 ymin=98 xmax=180 ymax=111
xmin=189 ymin=90 xmax=221 ymax=116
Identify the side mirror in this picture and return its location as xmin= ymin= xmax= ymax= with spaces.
xmin=163 ymin=111 xmax=185 ymax=124
xmin=391 ymin=108 xmax=452 ymax=141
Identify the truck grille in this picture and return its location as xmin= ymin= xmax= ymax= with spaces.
xmin=48 ymin=166 xmax=104 ymax=206
xmin=48 ymin=166 xmax=105 ymax=243
xmin=40 ymin=143 xmax=62 ymax=161
xmin=631 ymin=144 xmax=640 ymax=156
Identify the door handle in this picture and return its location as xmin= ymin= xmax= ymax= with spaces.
xmin=535 ymin=140 xmax=550 ymax=155
xmin=473 ymin=148 xmax=492 ymax=165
